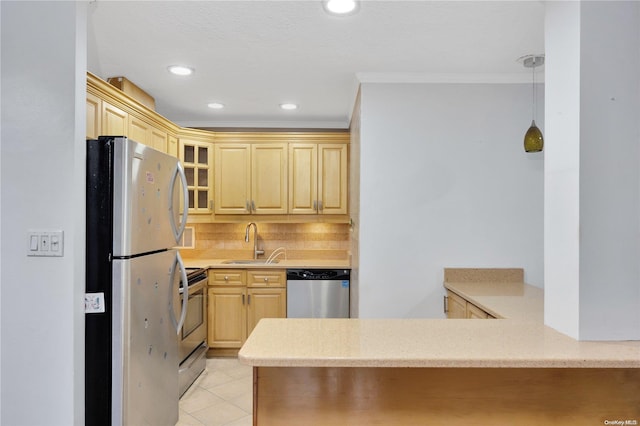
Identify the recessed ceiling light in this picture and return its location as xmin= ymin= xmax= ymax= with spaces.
xmin=167 ymin=65 xmax=194 ymax=76
xmin=280 ymin=103 xmax=298 ymax=110
xmin=323 ymin=0 xmax=358 ymax=15
xmin=207 ymin=102 xmax=225 ymax=109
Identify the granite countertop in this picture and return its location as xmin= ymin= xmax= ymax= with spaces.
xmin=239 ymin=318 xmax=640 ymax=368
xmin=182 ymin=258 xmax=350 ymax=269
xmin=238 ymin=268 xmax=640 ymax=369
xmin=444 ymin=281 xmax=544 ymax=322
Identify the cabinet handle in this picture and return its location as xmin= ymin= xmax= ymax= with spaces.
xmin=210 ymin=200 xmax=214 ymax=210
xmin=251 ymin=200 xmax=256 ymax=213
xmin=242 ymin=294 xmax=245 ymax=305
xmin=318 ymin=200 xmax=323 ymax=211
xmin=247 ymin=294 xmax=251 ymax=305
xmin=246 ymin=200 xmax=250 ymax=213
xmin=443 ymin=295 xmax=449 ymax=313
xmin=313 ymin=200 xmax=317 ymax=211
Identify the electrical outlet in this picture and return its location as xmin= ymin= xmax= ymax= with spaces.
xmin=85 ymin=293 xmax=106 ymax=313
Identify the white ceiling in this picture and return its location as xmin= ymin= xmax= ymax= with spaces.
xmin=87 ymin=1 xmax=545 ymax=129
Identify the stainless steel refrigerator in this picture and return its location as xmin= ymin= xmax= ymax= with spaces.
xmin=85 ymin=136 xmax=188 ymax=426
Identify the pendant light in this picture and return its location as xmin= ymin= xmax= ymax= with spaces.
xmin=521 ymin=54 xmax=545 ymax=153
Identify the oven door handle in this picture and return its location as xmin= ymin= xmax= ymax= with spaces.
xmin=187 ymin=280 xmax=206 ymax=295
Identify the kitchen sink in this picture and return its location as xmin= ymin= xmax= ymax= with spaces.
xmin=221 ymin=259 xmax=280 ymax=265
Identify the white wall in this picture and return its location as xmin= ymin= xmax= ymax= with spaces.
xmin=349 ymin=93 xmax=362 ymax=318
xmin=1 ymin=2 xmax=87 ymax=424
xmin=544 ymin=1 xmax=640 ymax=341
xmin=579 ymin=1 xmax=640 ymax=340
xmin=358 ymin=83 xmax=544 ymax=318
xmin=543 ymin=0 xmax=582 ymax=339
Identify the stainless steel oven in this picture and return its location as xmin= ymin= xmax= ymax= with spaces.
xmin=179 ymin=267 xmax=208 ymax=396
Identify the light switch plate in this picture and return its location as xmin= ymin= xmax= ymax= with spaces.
xmin=27 ymin=230 xmax=64 ymax=257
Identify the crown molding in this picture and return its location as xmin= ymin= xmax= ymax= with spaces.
xmin=356 ymin=72 xmax=545 ymax=84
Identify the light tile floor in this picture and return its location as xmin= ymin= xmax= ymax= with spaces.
xmin=177 ymin=357 xmax=253 ymax=426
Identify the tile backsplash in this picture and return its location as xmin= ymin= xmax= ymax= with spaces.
xmin=181 ymin=223 xmax=351 ymax=260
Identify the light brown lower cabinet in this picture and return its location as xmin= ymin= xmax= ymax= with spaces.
xmin=208 ymin=269 xmax=286 ymax=355
xmin=246 ymin=288 xmax=286 ymax=333
xmin=208 ymin=286 xmax=247 ymax=349
xmin=445 ymin=290 xmax=467 ymax=319
xmin=251 ymin=367 xmax=640 ymax=425
xmin=445 ymin=290 xmax=495 ymax=319
xmin=466 ymin=301 xmax=490 ymax=319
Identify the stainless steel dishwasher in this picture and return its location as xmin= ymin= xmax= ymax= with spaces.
xmin=286 ymin=269 xmax=350 ymax=318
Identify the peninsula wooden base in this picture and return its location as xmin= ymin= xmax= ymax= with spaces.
xmin=253 ymin=367 xmax=640 ymax=426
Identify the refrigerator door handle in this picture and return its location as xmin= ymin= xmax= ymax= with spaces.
xmin=169 ymin=161 xmax=189 ymax=243
xmin=170 ymin=251 xmax=189 ymax=335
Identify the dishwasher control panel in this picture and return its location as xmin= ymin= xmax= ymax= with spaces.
xmin=286 ymin=269 xmax=350 ymax=280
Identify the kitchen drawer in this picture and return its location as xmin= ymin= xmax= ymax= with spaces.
xmin=247 ymin=269 xmax=285 ymax=287
xmin=208 ymin=269 xmax=246 ymax=286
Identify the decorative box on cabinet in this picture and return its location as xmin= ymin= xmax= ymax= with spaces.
xmin=107 ymin=76 xmax=156 ymax=110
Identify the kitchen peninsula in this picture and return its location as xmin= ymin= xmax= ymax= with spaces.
xmin=239 ymin=269 xmax=640 ymax=425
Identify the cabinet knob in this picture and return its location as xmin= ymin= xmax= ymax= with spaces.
xmin=224 ymin=275 xmax=229 ymax=281
xmin=264 ymin=277 xmax=269 ymax=282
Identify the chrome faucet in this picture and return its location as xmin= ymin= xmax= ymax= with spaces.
xmin=245 ymin=222 xmax=264 ymax=259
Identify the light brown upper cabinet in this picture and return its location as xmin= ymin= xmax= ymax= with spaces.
xmin=88 ymin=73 xmax=350 ymax=222
xmin=252 ymin=144 xmax=288 ymax=214
xmin=167 ymin=135 xmax=178 ymax=158
xmin=214 ymin=143 xmax=288 ymax=215
xmin=150 ymin=127 xmax=168 ymax=153
xmin=127 ymin=115 xmax=168 ymax=153
xmin=289 ymin=143 xmax=348 ymax=215
xmin=86 ymin=92 xmax=102 ymax=139
xmin=102 ymin=101 xmax=128 ymax=137
xmin=87 ymin=72 xmax=178 ymax=157
xmin=127 ymin=114 xmax=148 ymax=146
xmin=180 ymin=138 xmax=214 ymax=216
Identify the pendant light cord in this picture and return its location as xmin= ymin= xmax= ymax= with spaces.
xmin=532 ymin=58 xmax=536 ymax=122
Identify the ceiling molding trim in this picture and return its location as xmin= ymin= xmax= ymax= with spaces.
xmin=356 ymin=72 xmax=545 ymax=84
xmin=175 ymin=120 xmax=350 ymax=130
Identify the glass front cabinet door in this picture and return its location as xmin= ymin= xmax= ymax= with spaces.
xmin=179 ymin=138 xmax=214 ymax=217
